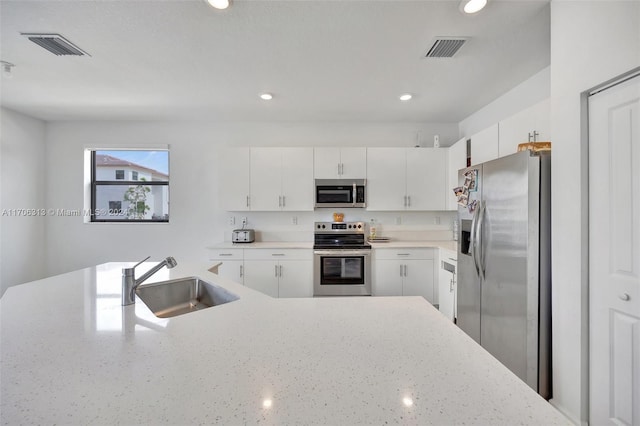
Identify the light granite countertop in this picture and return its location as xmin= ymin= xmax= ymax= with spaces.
xmin=209 ymin=240 xmax=458 ymax=252
xmin=0 ymin=261 xmax=568 ymax=425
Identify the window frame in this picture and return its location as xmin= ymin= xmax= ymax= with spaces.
xmin=90 ymin=150 xmax=169 ymax=223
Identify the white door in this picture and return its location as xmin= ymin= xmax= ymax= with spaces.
xmin=402 ymin=259 xmax=435 ymax=303
xmin=406 ymin=148 xmax=446 ymax=211
xmin=366 ymin=148 xmax=406 ymax=211
xmin=243 ymin=260 xmax=279 ymax=298
xmin=447 ymin=138 xmax=468 ymax=210
xmin=278 ymin=260 xmax=313 ymax=298
xmin=218 ymin=147 xmax=250 ymax=211
xmin=589 ymin=74 xmax=640 ymax=426
xmin=281 ymin=148 xmax=314 ymax=211
xmin=372 ymin=259 xmax=403 ymax=296
xmin=313 ymin=147 xmax=340 ymax=179
xmin=339 ymin=147 xmax=367 ymax=179
xmin=250 ymin=148 xmax=282 ymax=211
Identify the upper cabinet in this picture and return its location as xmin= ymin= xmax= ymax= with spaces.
xmin=218 ymin=147 xmax=251 ymax=211
xmin=250 ymin=147 xmax=314 ymax=211
xmin=498 ymin=99 xmax=550 ymax=157
xmin=367 ymin=147 xmax=446 ymax=211
xmin=314 ymin=147 xmax=366 ymax=179
xmin=446 ymin=137 xmax=468 ymax=211
xmin=469 ymin=124 xmax=499 ymax=165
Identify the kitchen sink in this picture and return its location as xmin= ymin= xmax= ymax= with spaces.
xmin=135 ymin=276 xmax=239 ymax=318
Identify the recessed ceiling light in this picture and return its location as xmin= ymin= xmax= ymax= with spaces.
xmin=206 ymin=0 xmax=230 ymax=10
xmin=260 ymin=93 xmax=273 ymax=101
xmin=460 ymin=0 xmax=487 ymax=14
xmin=399 ymin=93 xmax=412 ymax=101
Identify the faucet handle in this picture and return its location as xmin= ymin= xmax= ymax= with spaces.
xmin=133 ymin=256 xmax=151 ymax=269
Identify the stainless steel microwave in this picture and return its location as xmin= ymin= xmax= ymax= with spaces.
xmin=314 ymin=179 xmax=366 ymax=208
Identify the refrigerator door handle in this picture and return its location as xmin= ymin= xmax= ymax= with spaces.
xmin=476 ymin=201 xmax=486 ymax=280
xmin=470 ymin=203 xmax=481 ymax=278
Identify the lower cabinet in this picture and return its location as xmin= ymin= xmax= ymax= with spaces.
xmin=208 ymin=249 xmax=245 ymax=284
xmin=438 ymin=249 xmax=457 ymax=322
xmin=372 ymin=248 xmax=436 ymax=304
xmin=243 ymin=249 xmax=313 ymax=298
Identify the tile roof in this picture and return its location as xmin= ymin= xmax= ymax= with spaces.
xmin=96 ymin=154 xmax=168 ymax=179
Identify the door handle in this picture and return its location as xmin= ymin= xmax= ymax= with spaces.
xmin=279 ymin=265 xmax=283 ymax=277
xmin=338 ymin=163 xmax=341 ymax=176
xmin=477 ymin=202 xmax=486 ymax=280
xmin=619 ymin=293 xmax=630 ymax=301
xmin=246 ymin=196 xmax=250 ymax=208
xmin=400 ymin=264 xmax=403 ymax=277
xmin=403 ymin=265 xmax=408 ymax=276
xmin=470 ymin=203 xmax=481 ymax=278
xmin=239 ymin=265 xmax=243 ymax=277
xmin=407 ymin=196 xmax=411 ymax=207
xmin=352 ymin=183 xmax=357 ymax=207
xmin=282 ymin=195 xmax=285 ymax=208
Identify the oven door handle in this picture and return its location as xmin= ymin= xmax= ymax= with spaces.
xmin=313 ymin=250 xmax=371 ymax=256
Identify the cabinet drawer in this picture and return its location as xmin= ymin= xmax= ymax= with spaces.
xmin=243 ymin=248 xmax=312 ymax=261
xmin=208 ymin=249 xmax=243 ymax=260
xmin=374 ymin=248 xmax=434 ymax=260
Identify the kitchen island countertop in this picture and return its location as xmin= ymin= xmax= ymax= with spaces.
xmin=1 ymin=261 xmax=567 ymax=425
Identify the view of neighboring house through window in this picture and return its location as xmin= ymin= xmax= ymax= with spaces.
xmin=91 ymin=150 xmax=169 ymax=222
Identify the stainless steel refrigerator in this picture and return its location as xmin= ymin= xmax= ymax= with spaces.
xmin=456 ymin=150 xmax=551 ymax=399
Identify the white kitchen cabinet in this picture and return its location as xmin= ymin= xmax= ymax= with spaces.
xmin=250 ymin=148 xmax=314 ymax=211
xmin=367 ymin=148 xmax=446 ymax=211
xmin=208 ymin=249 xmax=245 ymax=284
xmin=314 ymin=147 xmax=367 ymax=179
xmin=406 ymin=148 xmax=446 ymax=210
xmin=218 ymin=147 xmax=251 ymax=211
xmin=243 ymin=249 xmax=313 ymax=298
xmin=470 ymin=124 xmax=499 ymax=165
xmin=446 ymin=137 xmax=468 ymax=211
xmin=498 ymin=99 xmax=550 ymax=157
xmin=438 ymin=249 xmax=457 ymax=322
xmin=373 ymin=248 xmax=436 ymax=303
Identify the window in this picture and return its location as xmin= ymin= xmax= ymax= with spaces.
xmin=90 ymin=150 xmax=169 ymax=222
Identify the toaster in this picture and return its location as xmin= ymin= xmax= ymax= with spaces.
xmin=232 ymin=229 xmax=255 ymax=243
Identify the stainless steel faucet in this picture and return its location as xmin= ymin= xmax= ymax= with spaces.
xmin=121 ymin=256 xmax=178 ymax=306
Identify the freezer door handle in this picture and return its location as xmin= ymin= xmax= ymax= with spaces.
xmin=470 ymin=202 xmax=481 ymax=278
xmin=477 ymin=201 xmax=486 ymax=280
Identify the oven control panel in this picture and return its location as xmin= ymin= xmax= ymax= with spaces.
xmin=314 ymin=221 xmax=365 ymax=233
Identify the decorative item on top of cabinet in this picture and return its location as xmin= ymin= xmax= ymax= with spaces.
xmin=314 ymin=147 xmax=367 ymax=179
xmin=367 ymin=147 xmax=446 ymax=211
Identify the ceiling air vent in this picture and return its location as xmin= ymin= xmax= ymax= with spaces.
xmin=425 ymin=38 xmax=467 ymax=58
xmin=21 ymin=33 xmax=90 ymax=56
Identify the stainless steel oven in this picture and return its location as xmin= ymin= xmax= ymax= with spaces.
xmin=313 ymin=222 xmax=371 ymax=296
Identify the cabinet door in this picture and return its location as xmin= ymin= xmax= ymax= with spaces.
xmin=498 ymin=107 xmax=532 ymax=157
xmin=366 ymin=148 xmax=406 ymax=211
xmin=250 ymin=148 xmax=282 ymax=211
xmin=215 ymin=260 xmax=244 ymax=285
xmin=281 ymin=148 xmax=314 ymax=211
xmin=406 ymin=148 xmax=446 ymax=210
xmin=314 ymin=147 xmax=341 ymax=179
xmin=402 ymin=259 xmax=435 ymax=303
xmin=447 ymin=138 xmax=468 ymax=210
xmin=373 ymin=259 xmax=403 ymax=296
xmin=218 ymin=147 xmax=250 ymax=211
xmin=243 ymin=260 xmax=279 ymax=297
xmin=470 ymin=124 xmax=499 ymax=165
xmin=278 ymin=260 xmax=313 ymax=298
xmin=339 ymin=147 xmax=367 ymax=179
xmin=438 ymin=266 xmax=455 ymax=321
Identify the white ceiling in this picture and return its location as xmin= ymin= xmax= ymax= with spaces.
xmin=0 ymin=0 xmax=550 ymax=123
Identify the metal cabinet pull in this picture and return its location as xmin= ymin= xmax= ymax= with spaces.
xmin=239 ymin=265 xmax=244 ymax=277
xmin=279 ymin=265 xmax=283 ymax=277
xmin=272 ymin=253 xmax=285 ymax=256
xmin=403 ymin=195 xmax=407 ymax=207
xmin=246 ymin=196 xmax=250 ymax=208
xmin=337 ymin=163 xmax=341 ymax=175
xmin=219 ymin=253 xmax=233 ymax=257
xmin=397 ymin=253 xmax=410 ymax=256
xmin=407 ymin=196 xmax=411 ymax=207
xmin=619 ymin=293 xmax=630 ymax=301
xmin=403 ymin=265 xmax=408 ymax=276
xmin=282 ymin=195 xmax=285 ymax=207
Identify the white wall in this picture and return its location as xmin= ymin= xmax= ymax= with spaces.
xmin=459 ymin=66 xmax=550 ymax=138
xmin=550 ymin=2 xmax=640 ymax=424
xmin=0 ymin=108 xmax=46 ymax=296
xmin=44 ymin=121 xmax=458 ymax=277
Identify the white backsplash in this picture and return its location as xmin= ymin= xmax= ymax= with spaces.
xmin=223 ymin=210 xmax=457 ymax=242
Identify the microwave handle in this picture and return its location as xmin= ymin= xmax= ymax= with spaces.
xmin=352 ymin=182 xmax=356 ymax=207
